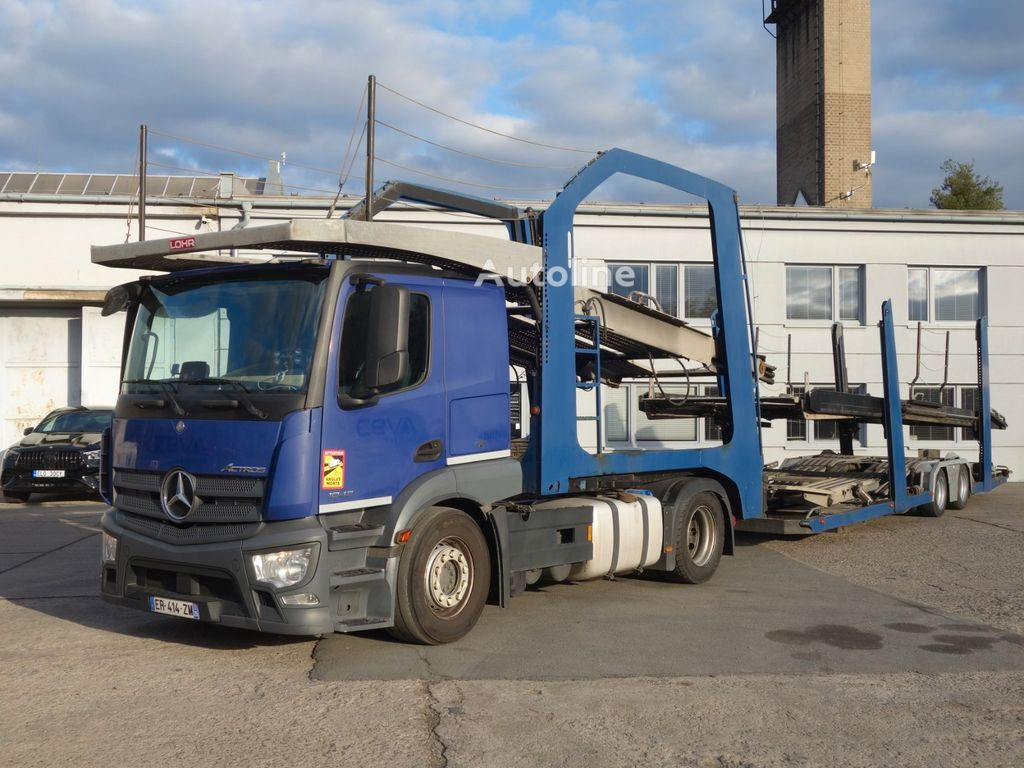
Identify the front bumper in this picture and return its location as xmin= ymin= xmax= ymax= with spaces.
xmin=2 ymin=466 xmax=99 ymax=494
xmin=100 ymin=509 xmax=395 ymax=636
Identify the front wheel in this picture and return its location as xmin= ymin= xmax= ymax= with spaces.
xmin=662 ymin=490 xmax=725 ymax=584
xmin=389 ymin=507 xmax=490 ymax=645
xmin=2 ymin=491 xmax=29 ymax=503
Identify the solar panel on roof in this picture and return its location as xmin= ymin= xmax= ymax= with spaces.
xmin=4 ymin=173 xmax=36 ymax=193
xmin=57 ymin=174 xmax=89 ymax=194
xmin=30 ymin=174 xmax=63 ymax=193
xmin=84 ymin=175 xmax=117 ymax=194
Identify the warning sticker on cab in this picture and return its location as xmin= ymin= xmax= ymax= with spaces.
xmin=322 ymin=450 xmax=346 ymax=489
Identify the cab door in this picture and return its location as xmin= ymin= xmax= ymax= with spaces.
xmin=318 ymin=275 xmax=444 ymax=512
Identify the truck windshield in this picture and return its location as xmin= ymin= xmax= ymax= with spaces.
xmin=123 ymin=272 xmax=327 ymax=395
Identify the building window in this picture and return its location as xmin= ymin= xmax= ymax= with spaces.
xmin=907 ymin=267 xmax=982 ymax=323
xmin=909 ymin=387 xmax=955 ymax=442
xmin=685 ymin=265 xmax=717 ymax=318
xmin=786 ymin=265 xmax=863 ymax=322
xmin=635 ymin=383 xmax=698 ymax=442
xmin=908 ymin=385 xmax=980 ymax=443
xmin=608 ymin=262 xmax=717 ymax=320
xmin=703 ymin=384 xmax=722 ymax=441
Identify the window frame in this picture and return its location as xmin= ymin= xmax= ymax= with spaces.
xmin=606 ymin=261 xmax=718 ymax=322
xmin=784 ymin=264 xmax=864 ymax=324
xmin=337 ymin=288 xmax=432 ymax=401
xmin=908 ymin=384 xmax=980 ymax=444
xmin=906 ymin=266 xmax=984 ymax=325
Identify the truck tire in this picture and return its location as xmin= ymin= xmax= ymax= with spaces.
xmin=920 ymin=469 xmax=948 ymax=517
xmin=389 ymin=506 xmax=490 ymax=645
xmin=2 ymin=491 xmax=29 ymax=503
xmin=947 ymin=465 xmax=971 ymax=510
xmin=662 ymin=491 xmax=725 ymax=584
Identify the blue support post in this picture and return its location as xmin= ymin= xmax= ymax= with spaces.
xmin=878 ymin=300 xmax=931 ymax=513
xmin=974 ymin=316 xmax=1005 ymax=492
xmin=521 ymin=149 xmax=763 ymax=523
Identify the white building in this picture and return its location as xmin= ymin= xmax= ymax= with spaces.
xmin=1 ymin=171 xmax=1021 ymax=476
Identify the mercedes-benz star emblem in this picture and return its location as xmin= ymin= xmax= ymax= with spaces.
xmin=174 ymin=420 xmax=186 ymax=434
xmin=160 ymin=470 xmax=197 ymax=521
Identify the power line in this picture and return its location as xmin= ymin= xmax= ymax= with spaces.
xmin=375 ymin=119 xmax=579 ymax=170
xmin=373 ymin=156 xmax=560 ymax=192
xmin=376 ymin=81 xmax=598 ymax=155
xmin=328 ymin=83 xmax=369 ymax=218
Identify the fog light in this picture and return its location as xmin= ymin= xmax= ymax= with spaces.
xmin=101 ymin=532 xmax=118 ymax=563
xmin=251 ymin=547 xmax=314 ymax=589
xmin=280 ymin=592 xmax=320 ymax=606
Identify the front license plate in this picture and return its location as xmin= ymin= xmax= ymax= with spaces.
xmin=32 ymin=470 xmax=65 ymax=478
xmin=149 ymin=596 xmax=200 ymax=620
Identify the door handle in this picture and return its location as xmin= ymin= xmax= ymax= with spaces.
xmin=414 ymin=439 xmax=443 ymax=462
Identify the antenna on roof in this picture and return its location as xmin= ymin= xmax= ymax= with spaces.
xmin=138 ymin=124 xmax=147 ymax=242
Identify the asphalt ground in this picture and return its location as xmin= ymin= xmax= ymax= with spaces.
xmin=1 ymin=486 xmax=1023 ymax=767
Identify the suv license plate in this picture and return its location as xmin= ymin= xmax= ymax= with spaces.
xmin=149 ymin=596 xmax=200 ymax=620
xmin=32 ymin=470 xmax=65 ymax=478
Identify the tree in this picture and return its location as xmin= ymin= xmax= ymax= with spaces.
xmin=930 ymin=159 xmax=1004 ymax=210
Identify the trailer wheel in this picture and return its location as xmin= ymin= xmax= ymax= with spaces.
xmin=947 ymin=465 xmax=971 ymax=510
xmin=920 ymin=469 xmax=949 ymax=518
xmin=662 ymin=491 xmax=725 ymax=584
xmin=389 ymin=506 xmax=490 ymax=645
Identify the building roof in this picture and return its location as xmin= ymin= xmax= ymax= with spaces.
xmin=0 ymin=172 xmax=264 ymax=197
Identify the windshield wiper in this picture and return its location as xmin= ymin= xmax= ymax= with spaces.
xmin=123 ymin=378 xmax=186 ymax=417
xmin=184 ymin=377 xmax=267 ymax=420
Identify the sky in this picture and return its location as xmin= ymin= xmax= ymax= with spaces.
xmin=0 ymin=0 xmax=1021 ymax=208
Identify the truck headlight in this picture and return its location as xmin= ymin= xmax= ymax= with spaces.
xmin=251 ymin=547 xmax=315 ymax=589
xmin=101 ymin=531 xmax=118 ymax=563
xmin=84 ymin=449 xmax=101 ymax=467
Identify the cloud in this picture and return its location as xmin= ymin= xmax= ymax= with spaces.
xmin=0 ymin=0 xmax=1020 ymax=208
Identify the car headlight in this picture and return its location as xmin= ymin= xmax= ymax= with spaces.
xmin=3 ymin=449 xmax=17 ymax=467
xmin=84 ymin=449 xmax=101 ymax=466
xmin=101 ymin=531 xmax=118 ymax=563
xmin=250 ymin=547 xmax=315 ymax=589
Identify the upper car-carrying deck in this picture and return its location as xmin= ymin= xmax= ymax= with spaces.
xmin=91 ymin=218 xmax=719 ymax=371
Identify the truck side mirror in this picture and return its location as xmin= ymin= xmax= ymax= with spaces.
xmin=365 ymin=283 xmax=410 ymax=391
xmin=101 ymin=281 xmax=142 ymax=316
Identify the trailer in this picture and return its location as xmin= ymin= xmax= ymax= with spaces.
xmin=91 ymin=149 xmax=1007 ymax=643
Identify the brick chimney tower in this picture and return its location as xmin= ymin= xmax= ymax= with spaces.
xmin=765 ymin=0 xmax=873 ymax=207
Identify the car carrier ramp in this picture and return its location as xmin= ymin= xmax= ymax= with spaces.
xmin=92 ymin=219 xmax=725 ymax=372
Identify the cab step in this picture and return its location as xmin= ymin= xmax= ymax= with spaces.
xmin=330 ymin=566 xmax=386 ymax=587
xmin=335 ymin=616 xmax=390 ymax=632
xmin=327 ymin=522 xmax=386 ymax=549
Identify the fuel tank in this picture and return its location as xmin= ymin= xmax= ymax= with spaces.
xmin=533 ymin=494 xmax=663 ymax=580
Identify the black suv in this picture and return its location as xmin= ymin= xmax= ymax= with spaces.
xmin=1 ymin=407 xmax=113 ymax=502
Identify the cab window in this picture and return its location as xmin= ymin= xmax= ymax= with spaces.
xmin=339 ymin=290 xmax=429 ymax=396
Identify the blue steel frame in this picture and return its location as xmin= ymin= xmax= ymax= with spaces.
xmin=522 ymin=149 xmax=764 ymax=523
xmin=800 ymin=301 xmax=1005 ymax=532
xmin=974 ymin=315 xmax=1004 ymax=492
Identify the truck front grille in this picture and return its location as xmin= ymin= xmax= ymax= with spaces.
xmin=16 ymin=449 xmax=83 ymax=471
xmin=116 ymin=509 xmax=262 ymax=545
xmin=112 ymin=469 xmax=264 ymax=524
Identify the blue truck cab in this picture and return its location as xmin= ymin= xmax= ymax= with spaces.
xmin=99 ymin=255 xmax=525 ymax=640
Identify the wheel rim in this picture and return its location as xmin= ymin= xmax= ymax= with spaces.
xmin=686 ymin=505 xmax=717 ymax=567
xmin=958 ymin=469 xmax=969 ymax=502
xmin=934 ymin=475 xmax=947 ymax=510
xmin=423 ymin=536 xmax=473 ymax=617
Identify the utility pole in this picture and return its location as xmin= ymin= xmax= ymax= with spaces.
xmin=364 ymin=75 xmax=376 ymax=221
xmin=138 ymin=124 xmax=148 ymax=241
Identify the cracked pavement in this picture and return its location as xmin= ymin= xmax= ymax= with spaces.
xmin=2 ymin=486 xmax=1023 ymax=767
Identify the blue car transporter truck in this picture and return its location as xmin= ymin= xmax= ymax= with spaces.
xmin=93 ymin=150 xmax=1007 ymax=643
